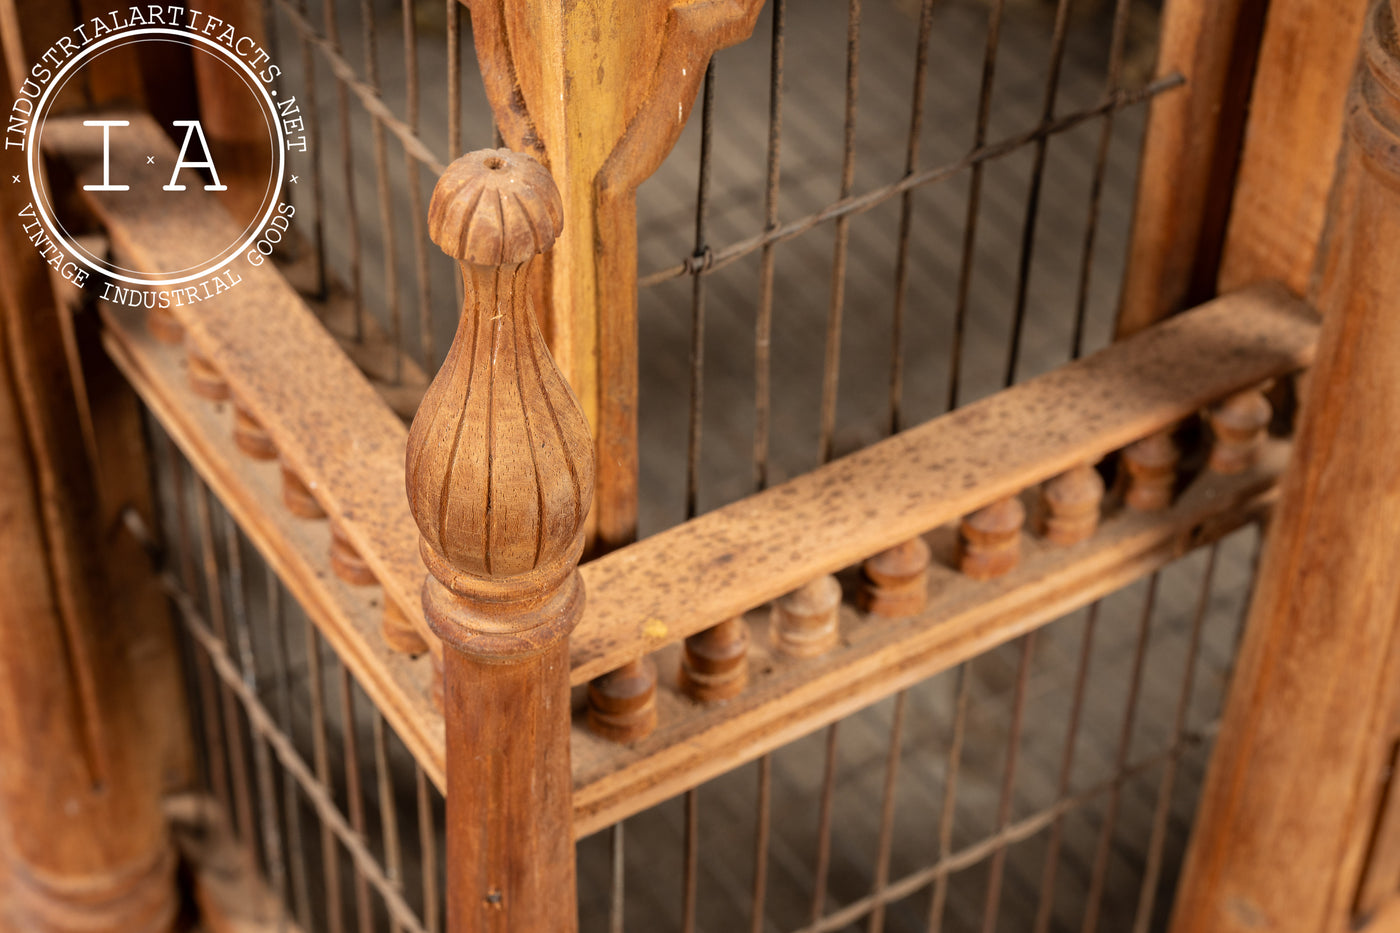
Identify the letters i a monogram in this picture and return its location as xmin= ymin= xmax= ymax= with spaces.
xmin=81 ymin=119 xmax=227 ymax=193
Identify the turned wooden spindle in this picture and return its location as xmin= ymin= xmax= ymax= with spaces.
xmin=328 ymin=522 xmax=377 ymax=586
xmin=1122 ymin=430 xmax=1180 ymax=511
xmin=232 ymin=403 xmax=277 ymax=460
xmin=1207 ymin=387 xmax=1272 ymax=474
xmin=146 ymin=304 xmax=183 ymax=345
xmin=587 ymin=658 xmax=659 ymax=743
xmin=280 ymin=463 xmax=325 ymax=519
xmin=381 ymin=599 xmax=430 ymax=656
xmin=405 ymin=148 xmax=589 ymax=933
xmin=679 ymin=617 xmax=750 ymax=702
xmin=772 ymin=574 xmax=842 ymax=659
xmin=1039 ymin=463 xmax=1104 ymax=546
xmin=186 ymin=346 xmax=229 ymax=401
xmin=959 ymin=497 xmax=1025 ymax=580
xmin=860 ymin=537 xmax=932 ymax=617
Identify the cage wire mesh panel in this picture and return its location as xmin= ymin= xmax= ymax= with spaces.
xmin=145 ymin=414 xmax=449 ymax=932
xmin=634 ymin=0 xmax=1167 ymax=531
xmin=575 ymin=531 xmax=1257 ymax=933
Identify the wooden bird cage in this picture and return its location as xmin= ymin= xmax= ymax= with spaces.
xmin=0 ymin=0 xmax=1397 ymax=931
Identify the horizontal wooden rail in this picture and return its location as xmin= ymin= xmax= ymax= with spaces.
xmin=47 ymin=116 xmax=1318 ymax=691
xmin=103 ymin=283 xmax=1290 ymax=831
xmin=99 ymin=301 xmax=446 ymax=791
xmin=48 ymin=114 xmax=433 ymax=654
xmin=572 ymin=442 xmax=1288 ymax=835
xmin=572 ymin=283 xmax=1317 ymax=682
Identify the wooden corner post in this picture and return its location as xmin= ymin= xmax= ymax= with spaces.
xmin=1169 ymin=3 xmax=1400 ymax=930
xmin=406 ymin=149 xmax=593 ymax=932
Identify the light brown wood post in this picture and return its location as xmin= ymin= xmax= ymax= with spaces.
xmin=1169 ymin=4 xmax=1400 ymax=930
xmin=0 ymin=23 xmax=179 ymax=932
xmin=406 ymin=149 xmax=592 ymax=933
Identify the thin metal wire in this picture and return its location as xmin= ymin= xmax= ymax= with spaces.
xmin=164 ymin=574 xmax=429 ymax=933
xmin=417 ymin=766 xmax=441 ymax=933
xmin=319 ymin=0 xmax=365 ymax=339
xmin=361 ymin=0 xmax=404 ymax=383
xmin=167 ymin=448 xmax=230 ymax=817
xmin=1031 ymin=603 xmax=1101 ymax=933
xmin=750 ymin=755 xmax=773 ymax=933
xmin=223 ymin=513 xmax=289 ymax=923
xmin=685 ymin=63 xmax=717 ymax=522
xmin=402 ymin=0 xmax=434 ymax=371
xmin=268 ymin=572 xmax=314 ymax=932
xmin=980 ymin=632 xmax=1038 ymax=933
xmin=291 ymin=0 xmax=327 ymax=297
xmin=1132 ymin=546 xmax=1218 ymax=932
xmin=809 ymin=723 xmax=841 ymax=926
xmin=752 ymin=0 xmax=785 ymax=494
xmin=887 ymin=0 xmax=936 ymax=435
xmin=1082 ymin=573 xmax=1160 ymax=933
xmin=927 ymin=663 xmax=971 ymax=933
xmin=194 ymin=482 xmax=256 ymax=851
xmin=446 ymin=0 xmax=461 ymax=160
xmin=868 ymin=692 xmax=909 ymax=933
xmin=1004 ymin=0 xmax=1077 ymax=387
xmin=374 ymin=711 xmax=407 ymax=933
xmin=1070 ymin=0 xmax=1135 ymax=360
xmin=947 ymin=0 xmax=1005 ymax=410
xmin=638 ymin=77 xmax=1178 ymax=292
xmin=339 ymin=666 xmax=375 ymax=933
xmin=798 ymin=732 xmax=1211 ymax=933
xmin=682 ymin=790 xmax=700 ymax=933
xmin=610 ymin=821 xmax=626 ymax=933
xmin=307 ymin=622 xmax=345 ymax=933
xmin=267 ymin=0 xmax=447 ymax=174
xmin=817 ymin=0 xmax=862 ymax=466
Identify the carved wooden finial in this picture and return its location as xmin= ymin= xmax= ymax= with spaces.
xmin=408 ymin=148 xmax=590 ymax=624
xmin=1039 ymin=464 xmax=1104 ymax=546
xmin=1208 ymin=388 xmax=1272 ymax=474
xmin=860 ymin=537 xmax=932 ymax=617
xmin=428 ymin=148 xmax=564 ymax=267
xmin=186 ymin=347 xmax=228 ymax=401
xmin=407 ymin=149 xmax=590 ymax=928
xmin=959 ymin=497 xmax=1025 ymax=580
xmin=232 ymin=403 xmax=277 ymax=460
xmin=772 ymin=575 xmax=842 ymax=659
xmin=680 ymin=617 xmax=750 ymax=703
xmin=1122 ymin=430 xmax=1180 ymax=511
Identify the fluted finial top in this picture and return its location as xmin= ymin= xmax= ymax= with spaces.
xmin=428 ymin=148 xmax=564 ymax=266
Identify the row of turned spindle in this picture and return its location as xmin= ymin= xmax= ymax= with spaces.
xmin=143 ymin=301 xmax=1278 ymax=739
xmin=587 ymin=382 xmax=1277 ymax=744
xmin=145 ymin=306 xmax=434 ymax=667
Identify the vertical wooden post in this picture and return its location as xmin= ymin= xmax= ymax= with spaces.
xmin=1115 ymin=0 xmax=1266 ymax=336
xmin=0 ymin=23 xmax=178 ymax=933
xmin=406 ymin=149 xmax=592 ymax=933
xmin=1169 ymin=4 xmax=1400 ymax=929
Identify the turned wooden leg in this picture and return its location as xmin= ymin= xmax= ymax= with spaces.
xmin=0 ymin=143 xmax=177 ymax=933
